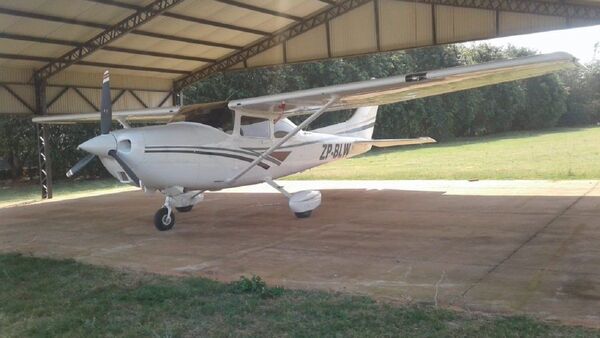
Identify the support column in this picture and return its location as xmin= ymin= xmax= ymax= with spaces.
xmin=172 ymin=89 xmax=183 ymax=106
xmin=34 ymin=77 xmax=53 ymax=199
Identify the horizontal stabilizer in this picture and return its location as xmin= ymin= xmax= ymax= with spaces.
xmin=355 ymin=137 xmax=436 ymax=148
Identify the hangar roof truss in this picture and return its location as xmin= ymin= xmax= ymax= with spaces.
xmin=0 ymin=0 xmax=599 ymax=115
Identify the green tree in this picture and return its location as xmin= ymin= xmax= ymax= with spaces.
xmin=0 ymin=116 xmax=37 ymax=179
xmin=513 ymin=75 xmax=567 ymax=130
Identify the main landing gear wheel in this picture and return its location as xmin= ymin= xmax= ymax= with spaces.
xmin=154 ymin=207 xmax=175 ymax=231
xmin=175 ymin=205 xmax=193 ymax=213
xmin=294 ymin=210 xmax=312 ymax=218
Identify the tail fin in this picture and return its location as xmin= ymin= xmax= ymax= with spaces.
xmin=313 ymin=106 xmax=378 ymax=139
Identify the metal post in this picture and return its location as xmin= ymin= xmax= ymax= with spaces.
xmin=34 ymin=76 xmax=53 ymax=199
xmin=172 ymin=90 xmax=183 ymax=106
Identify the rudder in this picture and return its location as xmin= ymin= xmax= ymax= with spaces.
xmin=313 ymin=106 xmax=378 ymax=139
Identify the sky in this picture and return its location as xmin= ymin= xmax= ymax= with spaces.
xmin=467 ymin=24 xmax=600 ymax=64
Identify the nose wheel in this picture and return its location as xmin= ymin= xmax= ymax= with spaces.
xmin=154 ymin=207 xmax=175 ymax=231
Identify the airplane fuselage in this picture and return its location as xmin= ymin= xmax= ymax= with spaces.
xmin=100 ymin=122 xmax=372 ymax=191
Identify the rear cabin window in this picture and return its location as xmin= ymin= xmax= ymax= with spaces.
xmin=240 ymin=116 xmax=271 ymax=138
xmin=274 ymin=118 xmax=296 ymax=138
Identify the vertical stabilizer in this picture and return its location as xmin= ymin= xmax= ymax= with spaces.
xmin=312 ymin=106 xmax=378 ymax=139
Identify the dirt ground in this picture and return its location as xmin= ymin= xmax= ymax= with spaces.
xmin=2 ymin=180 xmax=600 ymax=327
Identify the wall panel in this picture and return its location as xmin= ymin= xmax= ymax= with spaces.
xmin=499 ymin=12 xmax=567 ymax=36
xmin=436 ymin=5 xmax=496 ymax=43
xmin=286 ymin=24 xmax=329 ymax=62
xmin=330 ymin=2 xmax=378 ymax=57
xmin=379 ymin=0 xmax=433 ymax=51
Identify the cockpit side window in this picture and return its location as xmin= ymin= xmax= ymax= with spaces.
xmin=182 ymin=105 xmax=234 ymax=134
xmin=240 ymin=116 xmax=271 ymax=138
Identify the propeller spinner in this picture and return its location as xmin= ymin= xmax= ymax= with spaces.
xmin=66 ymin=70 xmax=140 ymax=186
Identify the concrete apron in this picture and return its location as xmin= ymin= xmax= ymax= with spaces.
xmin=1 ymin=180 xmax=600 ymax=327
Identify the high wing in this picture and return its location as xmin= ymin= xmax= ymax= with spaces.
xmin=32 ymin=106 xmax=180 ymax=124
xmin=228 ymin=52 xmax=576 ymax=117
xmin=33 ymin=52 xmax=575 ymax=125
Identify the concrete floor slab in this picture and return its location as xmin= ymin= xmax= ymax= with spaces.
xmin=1 ymin=180 xmax=600 ymax=327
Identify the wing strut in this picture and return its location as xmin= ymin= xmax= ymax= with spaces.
xmin=226 ymin=96 xmax=338 ymax=184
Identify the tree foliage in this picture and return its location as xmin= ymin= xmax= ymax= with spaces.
xmin=0 ymin=116 xmax=37 ymax=178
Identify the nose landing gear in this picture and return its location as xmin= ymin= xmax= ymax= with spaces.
xmin=153 ymin=189 xmax=204 ymax=231
xmin=154 ymin=207 xmax=175 ymax=231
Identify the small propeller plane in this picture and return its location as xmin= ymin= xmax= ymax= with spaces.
xmin=33 ymin=52 xmax=575 ymax=231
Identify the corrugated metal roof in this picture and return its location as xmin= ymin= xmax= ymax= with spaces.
xmin=0 ymin=0 xmax=330 ymax=80
xmin=0 ymin=0 xmax=599 ymax=115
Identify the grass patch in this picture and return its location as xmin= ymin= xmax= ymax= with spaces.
xmin=0 ymin=254 xmax=597 ymax=337
xmin=0 ymin=178 xmax=133 ymax=208
xmin=290 ymin=127 xmax=600 ymax=180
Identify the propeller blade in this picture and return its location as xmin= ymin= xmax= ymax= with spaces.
xmin=66 ymin=153 xmax=96 ymax=178
xmin=100 ymin=70 xmax=112 ymax=134
xmin=108 ymin=149 xmax=140 ymax=187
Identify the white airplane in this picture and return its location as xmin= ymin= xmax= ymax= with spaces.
xmin=33 ymin=52 xmax=575 ymax=231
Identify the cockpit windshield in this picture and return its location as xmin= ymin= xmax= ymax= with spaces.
xmin=170 ymin=101 xmax=234 ymax=134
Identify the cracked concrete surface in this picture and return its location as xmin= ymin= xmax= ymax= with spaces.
xmin=1 ymin=180 xmax=600 ymax=327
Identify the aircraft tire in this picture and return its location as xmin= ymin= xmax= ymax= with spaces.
xmin=294 ymin=210 xmax=312 ymax=218
xmin=176 ymin=205 xmax=193 ymax=212
xmin=154 ymin=207 xmax=175 ymax=231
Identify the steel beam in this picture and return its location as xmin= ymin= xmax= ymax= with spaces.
xmin=34 ymin=0 xmax=185 ymax=81
xmin=409 ymin=0 xmax=600 ymax=20
xmin=34 ymin=78 xmax=53 ymax=199
xmin=431 ymin=3 xmax=437 ymax=45
xmin=79 ymin=61 xmax=190 ymax=75
xmin=0 ymin=34 xmax=215 ymax=63
xmin=0 ymin=7 xmax=106 ymax=29
xmin=325 ymin=20 xmax=332 ymax=58
xmin=174 ymin=0 xmax=373 ymax=90
xmin=112 ymin=89 xmax=127 ymax=104
xmin=128 ymin=90 xmax=149 ymax=108
xmin=0 ymin=53 xmax=190 ymax=75
xmin=0 ymin=84 xmax=35 ymax=113
xmin=158 ymin=91 xmax=174 ymax=107
xmin=0 ymin=81 xmax=171 ymax=94
xmin=0 ymin=7 xmax=242 ymax=50
xmin=102 ymin=46 xmax=215 ymax=63
xmin=131 ymin=31 xmax=242 ymax=50
xmin=72 ymin=87 xmax=99 ymax=111
xmin=171 ymin=90 xmax=183 ymax=106
xmin=374 ymin=0 xmax=381 ymax=51
xmin=161 ymin=11 xmax=270 ymax=36
xmin=46 ymin=86 xmax=70 ymax=109
xmin=0 ymin=32 xmax=80 ymax=47
xmin=215 ymin=0 xmax=303 ymax=21
xmin=85 ymin=0 xmax=271 ymax=36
